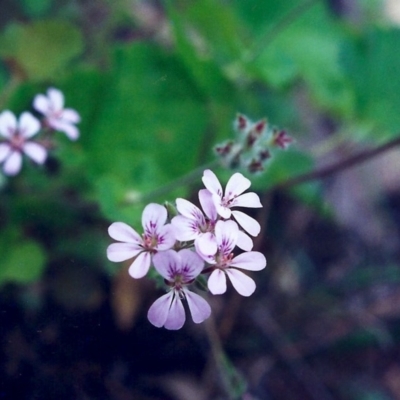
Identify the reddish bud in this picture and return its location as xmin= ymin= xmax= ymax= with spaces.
xmin=272 ymin=129 xmax=293 ymax=149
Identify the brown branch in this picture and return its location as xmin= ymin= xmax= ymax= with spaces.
xmin=274 ymin=135 xmax=400 ymax=190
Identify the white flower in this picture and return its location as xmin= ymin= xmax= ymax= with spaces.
xmin=202 ymin=169 xmax=262 ymax=237
xmin=33 ymin=88 xmax=80 ymax=140
xmin=107 ymin=203 xmax=176 ymax=279
xmin=200 ymin=220 xmax=266 ymax=297
xmin=0 ymin=110 xmax=46 ymax=176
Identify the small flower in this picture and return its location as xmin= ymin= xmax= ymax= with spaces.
xmin=147 ymin=249 xmax=211 ymax=330
xmin=271 ymin=129 xmax=293 ymax=149
xmin=200 ymin=220 xmax=267 ymax=297
xmin=0 ymin=110 xmax=47 ymax=176
xmin=33 ymin=88 xmax=81 ymax=140
xmin=107 ymin=203 xmax=176 ymax=279
xmin=171 ymin=189 xmax=218 ymax=256
xmin=202 ymin=169 xmax=262 ymax=236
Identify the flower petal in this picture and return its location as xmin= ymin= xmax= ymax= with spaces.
xmin=107 ymin=243 xmax=142 ymax=262
xmin=48 ymin=87 xmax=64 ymax=110
xmin=215 ymin=220 xmax=238 ymax=255
xmin=3 ymin=151 xmax=22 ymax=176
xmin=153 ymin=250 xmax=179 ymax=281
xmin=237 ymin=230 xmax=253 ymax=251
xmin=156 ymin=224 xmax=176 ymax=250
xmin=213 ymin=193 xmax=231 ymax=219
xmin=195 ymin=232 xmax=217 ymax=256
xmin=226 ymin=268 xmax=256 ymax=296
xmin=202 ymin=169 xmax=223 ymax=197
xmin=171 ymin=215 xmax=199 ymax=242
xmin=225 ymin=172 xmax=250 ymax=198
xmin=0 ymin=110 xmax=17 ymax=138
xmin=49 ymin=119 xmax=79 ymax=140
xmin=147 ymin=291 xmax=173 ymax=328
xmin=19 ymin=112 xmax=40 ymax=138
xmin=0 ymin=143 xmax=11 ymax=163
xmin=33 ymin=94 xmax=51 ymax=115
xmin=164 ymin=294 xmax=185 ymax=330
xmin=207 ymin=269 xmax=227 ymax=295
xmin=179 ymin=249 xmax=205 ymax=280
xmin=184 ymin=290 xmax=211 ymax=324
xmin=176 ymin=198 xmax=204 ymax=222
xmin=108 ymin=222 xmax=142 ymax=243
xmin=231 ymin=192 xmax=262 ymax=208
xmin=142 ymin=203 xmax=167 ymax=234
xmin=232 ymin=210 xmax=261 ymax=236
xmin=22 ymin=142 xmax=47 ymax=164
xmin=198 ymin=189 xmax=217 ymax=221
xmin=230 ymin=251 xmax=267 ymax=271
xmin=128 ymin=251 xmax=151 ymax=278
xmin=62 ymin=108 xmax=81 ymax=123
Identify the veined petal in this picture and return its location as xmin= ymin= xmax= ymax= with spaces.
xmin=22 ymin=142 xmax=47 ymax=164
xmin=107 ymin=243 xmax=142 ymax=262
xmin=215 ymin=220 xmax=238 ymax=254
xmin=232 ymin=210 xmax=261 ymax=237
xmin=147 ymin=291 xmax=173 ymax=328
xmin=195 ymin=232 xmax=217 ymax=256
xmin=213 ymin=193 xmax=231 ymax=219
xmin=202 ymin=169 xmax=223 ymax=197
xmin=128 ymin=251 xmax=151 ymax=278
xmin=153 ymin=250 xmax=179 ymax=280
xmin=207 ymin=269 xmax=227 ymax=295
xmin=0 ymin=143 xmax=11 ymax=163
xmin=3 ymin=151 xmax=22 ymax=176
xmin=230 ymin=251 xmax=267 ymax=271
xmin=237 ymin=230 xmax=253 ymax=251
xmin=179 ymin=249 xmax=204 ymax=280
xmin=33 ymin=94 xmax=51 ymax=115
xmin=194 ymin=241 xmax=216 ymax=264
xmin=225 ymin=172 xmax=250 ymax=198
xmin=156 ymin=223 xmax=176 ymax=250
xmin=142 ymin=203 xmax=167 ymax=233
xmin=19 ymin=112 xmax=40 ymax=138
xmin=231 ymin=192 xmax=262 ymax=208
xmin=176 ymin=198 xmax=204 ymax=222
xmin=0 ymin=110 xmax=17 ymax=138
xmin=198 ymin=189 xmax=217 ymax=221
xmin=184 ymin=290 xmax=211 ymax=324
xmin=49 ymin=119 xmax=79 ymax=140
xmin=108 ymin=222 xmax=141 ymax=244
xmin=48 ymin=88 xmax=64 ymax=110
xmin=226 ymin=269 xmax=256 ymax=297
xmin=62 ymin=108 xmax=81 ymax=123
xmin=164 ymin=294 xmax=185 ymax=330
xmin=171 ymin=215 xmax=199 ymax=242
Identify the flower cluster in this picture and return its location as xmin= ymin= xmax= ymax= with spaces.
xmin=215 ymin=113 xmax=294 ymax=174
xmin=107 ymin=169 xmax=267 ymax=330
xmin=0 ymin=88 xmax=80 ymax=176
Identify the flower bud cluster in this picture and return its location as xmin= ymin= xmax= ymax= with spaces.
xmin=107 ymin=169 xmax=267 ymax=330
xmin=215 ymin=113 xmax=294 ymax=174
xmin=0 ymin=88 xmax=80 ymax=176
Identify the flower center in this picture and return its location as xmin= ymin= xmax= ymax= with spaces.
xmin=10 ymin=133 xmax=25 ymax=151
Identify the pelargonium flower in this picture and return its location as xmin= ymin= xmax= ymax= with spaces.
xmin=147 ymin=249 xmax=211 ymax=330
xmin=171 ymin=189 xmax=218 ymax=256
xmin=200 ymin=220 xmax=266 ymax=297
xmin=33 ymin=88 xmax=81 ymax=140
xmin=202 ymin=169 xmax=262 ymax=237
xmin=0 ymin=110 xmax=47 ymax=176
xmin=107 ymin=203 xmax=176 ymax=279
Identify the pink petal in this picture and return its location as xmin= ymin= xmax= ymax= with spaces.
xmin=213 ymin=193 xmax=231 ymax=219
xmin=164 ymin=294 xmax=185 ymax=330
xmin=147 ymin=291 xmax=173 ymax=328
xmin=231 ymin=192 xmax=262 ymax=208
xmin=195 ymin=232 xmax=217 ymax=256
xmin=215 ymin=220 xmax=238 ymax=254
xmin=19 ymin=112 xmax=40 ymax=138
xmin=232 ymin=210 xmax=261 ymax=236
xmin=230 ymin=251 xmax=266 ymax=271
xmin=156 ymin=224 xmax=176 ymax=250
xmin=225 ymin=172 xmax=250 ymax=198
xmin=108 ymin=222 xmax=141 ymax=243
xmin=171 ymin=215 xmax=199 ymax=241
xmin=176 ymin=198 xmax=204 ymax=222
xmin=202 ymin=169 xmax=223 ymax=197
xmin=49 ymin=119 xmax=79 ymax=140
xmin=237 ymin=230 xmax=253 ymax=251
xmin=107 ymin=243 xmax=142 ymax=262
xmin=33 ymin=94 xmax=51 ymax=115
xmin=184 ymin=290 xmax=211 ymax=323
xmin=198 ymin=189 xmax=217 ymax=221
xmin=194 ymin=241 xmax=216 ymax=264
xmin=226 ymin=268 xmax=256 ymax=296
xmin=3 ymin=151 xmax=22 ymax=176
xmin=22 ymin=142 xmax=47 ymax=164
xmin=48 ymin=87 xmax=64 ymax=110
xmin=153 ymin=250 xmax=179 ymax=280
xmin=0 ymin=143 xmax=11 ymax=163
xmin=0 ymin=110 xmax=17 ymax=138
xmin=142 ymin=203 xmax=167 ymax=233
xmin=128 ymin=251 xmax=151 ymax=278
xmin=207 ymin=269 xmax=227 ymax=295
xmin=62 ymin=108 xmax=81 ymax=123
xmin=179 ymin=249 xmax=205 ymax=280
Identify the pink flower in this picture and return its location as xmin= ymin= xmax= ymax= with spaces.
xmin=0 ymin=110 xmax=46 ymax=176
xmin=201 ymin=220 xmax=266 ymax=297
xmin=147 ymin=249 xmax=211 ymax=330
xmin=171 ymin=189 xmax=218 ymax=256
xmin=107 ymin=203 xmax=176 ymax=279
xmin=33 ymin=88 xmax=80 ymax=140
xmin=202 ymin=169 xmax=262 ymax=237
